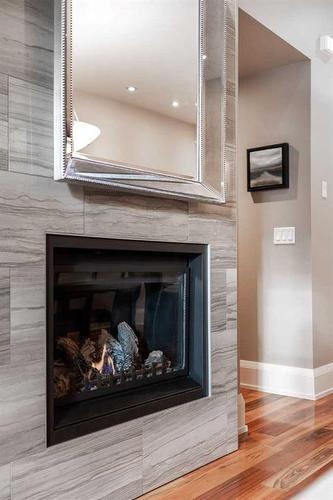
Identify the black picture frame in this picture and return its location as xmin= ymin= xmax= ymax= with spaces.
xmin=247 ymin=143 xmax=289 ymax=192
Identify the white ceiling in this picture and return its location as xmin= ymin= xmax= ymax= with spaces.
xmin=239 ymin=9 xmax=309 ymax=79
xmin=72 ymin=0 xmax=198 ymax=124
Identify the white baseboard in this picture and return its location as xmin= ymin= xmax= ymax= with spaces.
xmin=315 ymin=363 xmax=333 ymax=399
xmin=237 ymin=393 xmax=248 ymax=435
xmin=238 ymin=424 xmax=248 ymax=435
xmin=240 ymin=360 xmax=333 ymax=400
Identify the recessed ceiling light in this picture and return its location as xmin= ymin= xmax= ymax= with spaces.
xmin=172 ymin=100 xmax=179 ymax=108
xmin=127 ymin=86 xmax=137 ymax=92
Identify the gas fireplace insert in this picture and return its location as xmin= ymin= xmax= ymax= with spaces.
xmin=47 ymin=235 xmax=209 ymax=445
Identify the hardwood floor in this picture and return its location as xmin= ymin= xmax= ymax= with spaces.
xmin=140 ymin=389 xmax=333 ymax=499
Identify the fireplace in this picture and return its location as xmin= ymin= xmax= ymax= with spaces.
xmin=47 ymin=235 xmax=209 ymax=446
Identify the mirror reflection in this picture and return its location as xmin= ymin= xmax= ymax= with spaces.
xmin=71 ymin=0 xmax=199 ymax=179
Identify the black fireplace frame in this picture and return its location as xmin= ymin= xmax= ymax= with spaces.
xmin=46 ymin=234 xmax=209 ymax=446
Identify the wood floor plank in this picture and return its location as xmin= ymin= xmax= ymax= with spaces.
xmin=249 ymin=399 xmax=312 ymax=432
xmin=253 ymin=420 xmax=295 ymax=437
xmin=194 ymin=466 xmax=274 ymax=499
xmin=238 ymin=431 xmax=276 ymax=449
xmin=246 ymin=395 xmax=303 ymax=423
xmin=242 ymin=388 xmax=263 ymax=401
xmin=268 ymin=411 xmax=333 ymax=450
xmin=284 ymin=460 xmax=333 ymax=498
xmin=201 ymin=428 xmax=333 ymax=497
xmin=245 ymin=393 xmax=283 ymax=412
xmin=264 ymin=446 xmax=333 ymax=490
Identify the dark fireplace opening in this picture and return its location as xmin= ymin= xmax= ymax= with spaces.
xmin=47 ymin=235 xmax=209 ymax=446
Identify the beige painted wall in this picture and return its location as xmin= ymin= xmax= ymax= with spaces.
xmin=239 ymin=0 xmax=333 ymax=368
xmin=75 ymin=91 xmax=197 ymax=178
xmin=238 ymin=61 xmax=312 ymax=368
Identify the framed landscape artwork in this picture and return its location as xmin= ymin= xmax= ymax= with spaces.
xmin=247 ymin=143 xmax=289 ymax=192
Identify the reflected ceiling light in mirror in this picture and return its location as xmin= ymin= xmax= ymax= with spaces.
xmin=202 ymin=54 xmax=207 ymax=60
xmin=69 ymin=110 xmax=101 ymax=153
xmin=73 ymin=121 xmax=101 ymax=152
xmin=127 ymin=85 xmax=137 ymax=92
xmin=172 ymin=100 xmax=179 ymax=108
xmin=66 ymin=121 xmax=101 ymax=154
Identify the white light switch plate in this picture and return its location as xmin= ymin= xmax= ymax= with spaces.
xmin=274 ymin=227 xmax=296 ymax=245
xmin=322 ymin=181 xmax=328 ymax=199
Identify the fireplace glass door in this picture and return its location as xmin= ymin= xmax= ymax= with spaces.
xmin=53 ymin=262 xmax=188 ymax=403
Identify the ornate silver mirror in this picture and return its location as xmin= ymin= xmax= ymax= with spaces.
xmin=55 ymin=0 xmax=230 ymax=203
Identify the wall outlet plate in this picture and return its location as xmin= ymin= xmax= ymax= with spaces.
xmin=274 ymin=227 xmax=296 ymax=245
xmin=322 ymin=180 xmax=328 ymax=199
xmin=320 ymin=35 xmax=333 ymax=56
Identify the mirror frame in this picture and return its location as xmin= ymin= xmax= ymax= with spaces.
xmin=54 ymin=0 xmax=236 ymax=204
